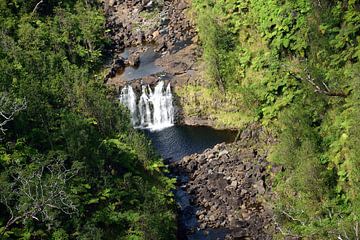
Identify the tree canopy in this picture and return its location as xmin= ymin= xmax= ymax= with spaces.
xmin=186 ymin=0 xmax=360 ymax=238
xmin=0 ymin=0 xmax=176 ymax=239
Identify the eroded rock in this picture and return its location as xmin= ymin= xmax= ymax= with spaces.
xmin=172 ymin=126 xmax=275 ymax=239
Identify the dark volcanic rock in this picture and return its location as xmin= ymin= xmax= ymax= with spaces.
xmin=172 ymin=126 xmax=275 ymax=239
xmin=105 ymin=0 xmax=195 ymax=53
xmin=104 ymin=0 xmax=198 ymax=86
xmin=104 ymin=57 xmax=126 ymax=82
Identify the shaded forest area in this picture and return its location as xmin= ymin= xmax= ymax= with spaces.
xmin=0 ymin=0 xmax=176 ymax=239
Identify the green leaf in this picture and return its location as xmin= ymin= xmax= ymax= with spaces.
xmin=283 ymin=38 xmax=290 ymax=48
xmin=87 ymin=198 xmax=99 ymax=204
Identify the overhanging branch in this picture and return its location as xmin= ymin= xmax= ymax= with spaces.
xmin=0 ymin=93 xmax=27 ymax=136
xmin=32 ymin=0 xmax=44 ymax=14
xmin=289 ymin=72 xmax=348 ymax=98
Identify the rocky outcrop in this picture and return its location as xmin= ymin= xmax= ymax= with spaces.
xmin=172 ymin=126 xmax=275 ymax=239
xmin=104 ymin=58 xmax=126 ymax=81
xmin=127 ymin=52 xmax=140 ymax=67
xmin=103 ymin=0 xmax=199 ymax=94
xmin=104 ymin=0 xmax=196 ymax=54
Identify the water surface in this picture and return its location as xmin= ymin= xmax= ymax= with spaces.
xmin=144 ymin=125 xmax=236 ymax=163
xmin=120 ymin=47 xmax=163 ymax=81
xmin=145 ymin=125 xmax=236 ymax=239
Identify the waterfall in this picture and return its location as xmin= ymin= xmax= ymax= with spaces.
xmin=165 ymin=83 xmax=175 ymax=125
xmin=138 ymin=85 xmax=152 ymax=126
xmin=119 ymin=85 xmax=138 ymax=125
xmin=119 ymin=81 xmax=175 ymax=131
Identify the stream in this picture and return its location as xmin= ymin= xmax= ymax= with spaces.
xmin=145 ymin=126 xmax=236 ymax=240
xmin=144 ymin=125 xmax=236 ymax=163
xmin=116 ymin=46 xmax=237 ymax=239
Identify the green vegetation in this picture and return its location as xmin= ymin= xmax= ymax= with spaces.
xmin=187 ymin=0 xmax=360 ymax=238
xmin=0 ymin=0 xmax=176 ymax=239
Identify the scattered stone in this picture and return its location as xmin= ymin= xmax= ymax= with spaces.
xmin=172 ymin=127 xmax=274 ymax=239
xmin=136 ymin=31 xmax=145 ymax=44
xmin=152 ymin=30 xmax=160 ymax=39
xmin=219 ymin=149 xmax=229 ymax=157
xmin=128 ymin=53 xmax=140 ymax=67
xmin=108 ymin=0 xmax=116 ymax=7
xmin=254 ymin=180 xmax=266 ymax=195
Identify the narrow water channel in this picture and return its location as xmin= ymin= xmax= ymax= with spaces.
xmin=117 ymin=45 xmax=238 ymax=239
xmin=145 ymin=126 xmax=237 ymax=240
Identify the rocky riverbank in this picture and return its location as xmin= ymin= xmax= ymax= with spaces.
xmin=103 ymin=0 xmax=198 ymax=84
xmin=102 ymin=2 xmax=278 ymax=239
xmin=102 ymin=0 xmax=218 ymax=127
xmin=172 ymin=126 xmax=276 ymax=239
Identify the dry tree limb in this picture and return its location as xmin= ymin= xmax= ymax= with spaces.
xmin=282 ymin=60 xmax=348 ymax=98
xmin=272 ymin=215 xmax=303 ymax=238
xmin=32 ymin=0 xmax=44 ymax=14
xmin=0 ymin=158 xmax=79 ymax=237
xmin=0 ymin=93 xmax=27 ymax=137
xmin=289 ymin=72 xmax=348 ymax=98
xmin=281 ymin=210 xmax=305 ymax=226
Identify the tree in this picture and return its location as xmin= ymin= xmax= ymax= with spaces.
xmin=0 ymin=155 xmax=80 ymax=236
xmin=0 ymin=92 xmax=26 ymax=138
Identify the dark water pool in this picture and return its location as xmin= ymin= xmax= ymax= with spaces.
xmin=120 ymin=46 xmax=163 ymax=81
xmin=144 ymin=125 xmax=237 ymax=162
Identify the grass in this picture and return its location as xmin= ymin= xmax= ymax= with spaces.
xmin=176 ymin=84 xmax=254 ymax=129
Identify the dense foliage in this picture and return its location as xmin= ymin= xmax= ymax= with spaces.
xmin=187 ymin=0 xmax=360 ymax=238
xmin=0 ymin=0 xmax=176 ymax=239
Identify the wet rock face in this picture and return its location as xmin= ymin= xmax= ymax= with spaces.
xmin=104 ymin=57 xmax=126 ymax=81
xmin=172 ymin=127 xmax=275 ymax=239
xmin=105 ymin=0 xmax=196 ymax=54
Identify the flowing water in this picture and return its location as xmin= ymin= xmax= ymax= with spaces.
xmin=145 ymin=126 xmax=237 ymax=240
xmin=119 ymin=85 xmax=138 ymax=125
xmin=119 ymin=81 xmax=174 ymax=130
xmin=118 ymin=45 xmax=237 ymax=239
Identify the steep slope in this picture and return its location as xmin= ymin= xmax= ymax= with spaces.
xmin=176 ymin=0 xmax=360 ymax=239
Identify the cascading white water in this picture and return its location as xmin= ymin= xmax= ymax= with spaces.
xmin=119 ymin=85 xmax=138 ymax=125
xmin=151 ymin=81 xmax=173 ymax=128
xmin=165 ymin=83 xmax=175 ymax=124
xmin=119 ymin=81 xmax=175 ymax=131
xmin=138 ymin=85 xmax=152 ymax=126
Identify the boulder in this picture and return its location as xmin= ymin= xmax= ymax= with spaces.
xmin=152 ymin=30 xmax=160 ymax=39
xmin=127 ymin=53 xmax=140 ymax=67
xmin=173 ymin=128 xmax=273 ymax=239
xmin=109 ymin=0 xmax=116 ymax=7
xmin=160 ymin=17 xmax=170 ymax=26
xmin=136 ymin=31 xmax=145 ymax=44
xmin=219 ymin=149 xmax=229 ymax=157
